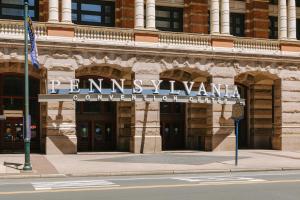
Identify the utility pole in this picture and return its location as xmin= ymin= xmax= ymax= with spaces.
xmin=23 ymin=0 xmax=32 ymax=171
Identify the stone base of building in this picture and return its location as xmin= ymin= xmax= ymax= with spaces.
xmin=130 ymin=135 xmax=162 ymax=153
xmin=206 ymin=134 xmax=236 ymax=151
xmin=281 ymin=135 xmax=300 ymax=151
xmin=46 ymin=135 xmax=77 ymax=154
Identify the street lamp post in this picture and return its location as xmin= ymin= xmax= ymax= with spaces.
xmin=231 ymin=103 xmax=244 ymax=167
xmin=23 ymin=0 xmax=32 ymax=171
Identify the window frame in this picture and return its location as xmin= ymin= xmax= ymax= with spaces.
xmin=230 ymin=12 xmax=245 ymax=37
xmin=0 ymin=0 xmax=39 ymax=21
xmin=155 ymin=6 xmax=183 ymax=32
xmin=72 ymin=0 xmax=115 ymax=27
xmin=269 ymin=16 xmax=278 ymax=39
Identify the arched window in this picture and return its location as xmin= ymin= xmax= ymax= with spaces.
xmin=0 ymin=0 xmax=39 ymax=21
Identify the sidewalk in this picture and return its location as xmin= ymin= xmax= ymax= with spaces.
xmin=1 ymin=150 xmax=300 ymax=178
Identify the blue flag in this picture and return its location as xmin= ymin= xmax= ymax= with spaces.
xmin=27 ymin=16 xmax=39 ymax=69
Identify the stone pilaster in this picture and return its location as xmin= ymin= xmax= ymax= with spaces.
xmin=207 ymin=68 xmax=235 ymax=151
xmin=146 ymin=0 xmax=156 ymax=29
xmin=221 ymin=0 xmax=230 ymax=35
xmin=210 ymin=0 xmax=220 ymax=34
xmin=131 ymin=65 xmax=161 ymax=153
xmin=48 ymin=0 xmax=59 ymax=22
xmin=245 ymin=0 xmax=269 ymax=38
xmin=184 ymin=0 xmax=209 ymax=33
xmin=279 ymin=0 xmax=288 ymax=39
xmin=116 ymin=0 xmax=135 ymax=28
xmin=280 ymin=77 xmax=300 ymax=151
xmin=39 ymin=0 xmax=49 ymax=22
xmin=287 ymin=0 xmax=296 ymax=39
xmin=45 ymin=69 xmax=77 ymax=154
xmin=135 ymin=0 xmax=144 ymax=29
xmin=61 ymin=0 xmax=72 ymax=23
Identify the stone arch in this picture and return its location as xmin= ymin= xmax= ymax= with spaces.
xmin=234 ymin=71 xmax=281 ymax=149
xmin=75 ymin=64 xmax=132 ymax=81
xmin=0 ymin=61 xmax=44 ymax=79
xmin=159 ymin=68 xmax=212 ymax=151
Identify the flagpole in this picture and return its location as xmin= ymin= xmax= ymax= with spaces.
xmin=23 ymin=0 xmax=32 ymax=171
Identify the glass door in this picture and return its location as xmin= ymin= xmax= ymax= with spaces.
xmin=93 ymin=122 xmax=114 ymax=151
xmin=77 ymin=121 xmax=91 ymax=152
xmin=1 ymin=118 xmax=24 ymax=152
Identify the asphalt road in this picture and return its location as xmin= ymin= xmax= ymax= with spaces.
xmin=0 ymin=170 xmax=300 ymax=200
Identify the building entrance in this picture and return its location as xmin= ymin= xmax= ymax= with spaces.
xmin=76 ymin=102 xmax=116 ymax=152
xmin=76 ymin=77 xmax=117 ymax=152
xmin=0 ymin=74 xmax=40 ymax=153
xmin=237 ymin=85 xmax=249 ymax=148
xmin=160 ymin=102 xmax=185 ymax=150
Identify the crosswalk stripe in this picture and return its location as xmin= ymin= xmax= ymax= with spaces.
xmin=172 ymin=176 xmax=265 ymax=183
xmin=32 ymin=180 xmax=118 ymax=190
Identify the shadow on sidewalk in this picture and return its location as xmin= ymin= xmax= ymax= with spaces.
xmin=3 ymin=162 xmax=22 ymax=170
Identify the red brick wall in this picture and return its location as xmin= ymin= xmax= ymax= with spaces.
xmin=245 ymin=0 xmax=269 ymax=38
xmin=184 ymin=0 xmax=208 ymax=33
xmin=39 ymin=0 xmax=49 ymax=22
xmin=116 ymin=0 xmax=135 ymax=28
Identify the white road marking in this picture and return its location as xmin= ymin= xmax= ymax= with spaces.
xmin=32 ymin=180 xmax=118 ymax=190
xmin=172 ymin=176 xmax=265 ymax=183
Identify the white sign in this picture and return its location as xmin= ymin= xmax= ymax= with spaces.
xmin=38 ymin=79 xmax=244 ymax=105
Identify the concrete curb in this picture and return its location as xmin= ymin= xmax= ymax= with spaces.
xmin=1 ymin=167 xmax=300 ymax=179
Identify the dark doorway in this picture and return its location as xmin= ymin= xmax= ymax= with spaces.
xmin=76 ymin=77 xmax=117 ymax=152
xmin=237 ymin=85 xmax=249 ymax=148
xmin=0 ymin=74 xmax=40 ymax=153
xmin=160 ymin=102 xmax=186 ymax=150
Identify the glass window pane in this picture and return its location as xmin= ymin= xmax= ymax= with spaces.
xmin=72 ymin=13 xmax=77 ymax=21
xmin=81 ymin=14 xmax=101 ymax=23
xmin=105 ymin=16 xmax=111 ymax=23
xmin=72 ymin=2 xmax=77 ymax=10
xmin=2 ymin=8 xmax=23 ymax=17
xmin=29 ymin=10 xmax=35 ymax=18
xmin=156 ymin=10 xmax=170 ymax=18
xmin=2 ymin=0 xmax=23 ymax=5
xmin=81 ymin=3 xmax=101 ymax=12
xmin=105 ymin=5 xmax=112 ymax=14
xmin=174 ymin=22 xmax=180 ymax=29
xmin=157 ymin=20 xmax=170 ymax=28
xmin=173 ymin=11 xmax=180 ymax=19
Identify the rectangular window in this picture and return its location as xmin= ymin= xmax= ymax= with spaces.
xmin=72 ymin=0 xmax=115 ymax=26
xmin=0 ymin=0 xmax=38 ymax=20
xmin=230 ymin=13 xmax=245 ymax=37
xmin=156 ymin=6 xmax=183 ymax=32
xmin=269 ymin=16 xmax=278 ymax=39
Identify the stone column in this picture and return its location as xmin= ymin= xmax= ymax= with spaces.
xmin=221 ymin=0 xmax=230 ymax=35
xmin=62 ymin=0 xmax=72 ymax=23
xmin=146 ymin=0 xmax=156 ymax=29
xmin=210 ymin=0 xmax=220 ymax=34
xmin=48 ymin=0 xmax=59 ymax=22
xmin=279 ymin=0 xmax=288 ymax=39
xmin=287 ymin=0 xmax=296 ymax=39
xmin=135 ymin=0 xmax=144 ymax=29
